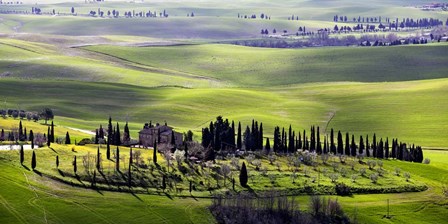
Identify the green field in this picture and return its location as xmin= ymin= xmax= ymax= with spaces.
xmin=1 ymin=0 xmax=448 ymax=223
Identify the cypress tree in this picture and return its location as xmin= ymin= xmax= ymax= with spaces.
xmin=302 ymin=130 xmax=306 ymax=151
xmin=273 ymin=127 xmax=280 ymax=152
xmin=124 ymin=122 xmax=130 ymax=143
xmin=231 ymin=120 xmax=236 ymax=147
xmin=19 ymin=120 xmax=23 ymax=141
xmin=50 ymin=121 xmax=54 ymax=143
xmin=153 ymin=142 xmax=157 ymax=164
xmin=337 ymin=131 xmax=343 ymax=155
xmin=265 ymin=137 xmax=271 ymax=152
xmin=116 ymin=146 xmax=120 ymax=171
xmin=316 ymin=127 xmax=321 ymax=154
xmin=345 ymin=132 xmax=350 ymax=156
xmin=350 ymin=135 xmax=356 ymax=157
xmin=30 ymin=130 xmax=34 ymax=149
xmin=323 ymin=136 xmax=328 ymax=154
xmin=65 ymin=132 xmax=71 ymax=144
xmin=95 ymin=129 xmax=99 ymax=144
xmin=378 ymin=138 xmax=384 ymax=159
xmin=391 ymin=139 xmax=397 ymax=159
xmin=31 ymin=150 xmax=36 ymax=170
xmin=372 ymin=134 xmax=377 ymax=158
xmin=24 ymin=127 xmax=27 ymax=141
xmin=99 ymin=124 xmax=104 ymax=139
xmin=298 ymin=132 xmax=302 ymax=149
xmin=128 ymin=148 xmax=132 ymax=187
xmin=157 ymin=129 xmax=161 ymax=144
xmin=359 ymin=136 xmax=364 ymax=155
xmin=129 ymin=148 xmax=133 ymax=166
xmin=20 ymin=145 xmax=24 ymax=165
xmin=96 ymin=147 xmax=101 ymax=170
xmin=366 ymin=135 xmax=370 ymax=157
xmin=56 ymin=155 xmax=59 ymax=168
xmin=189 ymin=181 xmax=193 ymax=193
xmin=73 ymin=156 xmax=77 ymax=174
xmin=47 ymin=127 xmax=51 ymax=147
xmin=115 ymin=122 xmax=121 ymax=145
xmin=162 ymin=175 xmax=166 ymax=191
xmin=330 ymin=129 xmax=336 ymax=154
xmin=106 ymin=139 xmax=110 ymax=160
xmin=385 ymin=138 xmax=389 ymax=159
xmin=108 ymin=116 xmax=113 ymax=144
xmin=237 ymin=122 xmax=242 ymax=149
xmin=239 ymin=162 xmax=248 ymax=187
xmin=310 ymin=126 xmax=315 ymax=152
xmin=259 ymin=122 xmax=263 ymax=150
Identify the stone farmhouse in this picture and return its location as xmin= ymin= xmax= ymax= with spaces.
xmin=138 ymin=123 xmax=183 ymax=147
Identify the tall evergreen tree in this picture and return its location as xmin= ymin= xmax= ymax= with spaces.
xmin=243 ymin=126 xmax=252 ymax=150
xmin=31 ymin=150 xmax=36 ymax=170
xmin=359 ymin=136 xmax=364 ymax=155
xmin=56 ymin=155 xmax=59 ymax=168
xmin=47 ymin=126 xmax=51 ymax=147
xmin=298 ymin=132 xmax=302 ymax=149
xmin=310 ymin=126 xmax=315 ymax=152
xmin=116 ymin=146 xmax=120 ymax=171
xmin=30 ymin=130 xmax=34 ymax=149
xmin=345 ymin=132 xmax=350 ymax=156
xmin=330 ymin=129 xmax=336 ymax=154
xmin=265 ymin=137 xmax=271 ymax=152
xmin=273 ymin=127 xmax=280 ymax=152
xmin=73 ymin=156 xmax=77 ymax=174
xmin=239 ymin=162 xmax=248 ymax=187
xmin=106 ymin=139 xmax=111 ymax=159
xmin=115 ymin=122 xmax=121 ymax=145
xmin=153 ymin=142 xmax=157 ymax=164
xmin=316 ymin=127 xmax=321 ymax=154
xmin=50 ymin=121 xmax=55 ymax=143
xmin=123 ymin=122 xmax=130 ymax=143
xmin=259 ymin=122 xmax=263 ymax=150
xmin=377 ymin=138 xmax=384 ymax=159
xmin=23 ymin=127 xmax=27 ymax=141
xmin=19 ymin=120 xmax=23 ymax=141
xmin=350 ymin=135 xmax=356 ymax=157
xmin=96 ymin=147 xmax=101 ymax=170
xmin=95 ymin=129 xmax=99 ymax=144
xmin=366 ymin=135 xmax=370 ymax=157
xmin=237 ymin=122 xmax=242 ymax=149
xmin=302 ymin=130 xmax=306 ymax=151
xmin=108 ymin=116 xmax=113 ymax=144
xmin=385 ymin=138 xmax=389 ymax=159
xmin=171 ymin=130 xmax=176 ymax=146
xmin=337 ymin=131 xmax=343 ymax=155
xmin=20 ymin=145 xmax=24 ymax=165
xmin=372 ymin=134 xmax=377 ymax=158
xmin=65 ymin=132 xmax=71 ymax=144
xmin=231 ymin=120 xmax=236 ymax=147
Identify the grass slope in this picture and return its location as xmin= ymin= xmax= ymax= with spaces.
xmin=85 ymin=44 xmax=448 ymax=86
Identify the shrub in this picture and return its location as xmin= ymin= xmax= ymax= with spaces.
xmin=395 ymin=167 xmax=401 ymax=176
xmin=377 ymin=160 xmax=383 ymax=168
xmin=329 ymin=173 xmax=339 ymax=183
xmin=423 ymin=158 xmax=430 ymax=164
xmin=359 ymin=168 xmax=367 ymax=177
xmin=367 ymin=160 xmax=376 ymax=170
xmin=335 ymin=183 xmax=352 ymax=196
xmin=268 ymin=154 xmax=277 ymax=165
xmin=331 ymin=162 xmax=339 ymax=171
xmin=351 ymin=174 xmax=358 ymax=183
xmin=340 ymin=168 xmax=348 ymax=178
xmin=77 ymin=138 xmax=93 ymax=145
xmin=370 ymin=173 xmax=378 ymax=183
xmin=376 ymin=168 xmax=386 ymax=177
xmin=404 ymin=172 xmax=411 ymax=181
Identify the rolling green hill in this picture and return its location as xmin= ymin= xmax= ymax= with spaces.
xmin=84 ymin=44 xmax=448 ymax=86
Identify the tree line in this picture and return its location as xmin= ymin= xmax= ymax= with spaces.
xmin=202 ymin=117 xmax=424 ymax=163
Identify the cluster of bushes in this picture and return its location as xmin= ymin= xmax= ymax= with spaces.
xmin=210 ymin=192 xmax=350 ymax=224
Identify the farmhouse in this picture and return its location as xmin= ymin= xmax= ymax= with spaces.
xmin=139 ymin=123 xmax=183 ymax=147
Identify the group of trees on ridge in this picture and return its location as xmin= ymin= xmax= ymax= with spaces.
xmin=202 ymin=117 xmax=424 ymax=163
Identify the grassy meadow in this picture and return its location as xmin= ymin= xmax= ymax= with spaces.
xmin=1 ymin=0 xmax=448 ymax=223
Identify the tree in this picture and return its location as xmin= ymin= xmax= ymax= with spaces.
xmin=96 ymin=147 xmax=101 ymax=170
xmin=106 ymin=139 xmax=110 ymax=160
xmin=153 ymin=142 xmax=157 ymax=164
xmin=65 ymin=132 xmax=71 ymax=144
xmin=30 ymin=130 xmax=34 ymax=149
xmin=56 ymin=155 xmax=59 ymax=168
xmin=265 ymin=138 xmax=271 ymax=152
xmin=123 ymin=122 xmax=130 ymax=143
xmin=162 ymin=175 xmax=167 ymax=191
xmin=115 ymin=122 xmax=121 ymax=145
xmin=337 ymin=131 xmax=343 ymax=155
xmin=330 ymin=129 xmax=336 ymax=154
xmin=50 ymin=121 xmax=55 ymax=143
xmin=20 ymin=145 xmax=24 ymax=165
xmin=71 ymin=7 xmax=75 ymax=14
xmin=116 ymin=147 xmax=120 ymax=171
xmin=31 ymin=150 xmax=36 ymax=170
xmin=73 ymin=156 xmax=77 ymax=174
xmin=19 ymin=120 xmax=23 ymax=141
xmin=243 ymin=126 xmax=252 ymax=150
xmin=359 ymin=136 xmax=364 ymax=156
xmin=40 ymin=108 xmax=54 ymax=124
xmin=47 ymin=127 xmax=51 ymax=148
xmin=350 ymin=135 xmax=357 ymax=157
xmin=239 ymin=162 xmax=248 ymax=187
xmin=171 ymin=130 xmax=175 ymax=146
xmin=345 ymin=132 xmax=350 ymax=156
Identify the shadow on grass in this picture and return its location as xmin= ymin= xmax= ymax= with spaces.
xmin=131 ymin=191 xmax=143 ymax=202
xmin=33 ymin=169 xmax=42 ymax=176
xmin=21 ymin=164 xmax=30 ymax=171
xmin=58 ymin=169 xmax=65 ymax=177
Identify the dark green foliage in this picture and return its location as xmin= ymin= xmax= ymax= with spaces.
xmin=330 ymin=129 xmax=336 ymax=154
xmin=56 ymin=155 xmax=59 ymax=168
xmin=108 ymin=116 xmax=113 ymax=144
xmin=50 ymin=121 xmax=55 ymax=143
xmin=30 ymin=130 xmax=34 ymax=149
xmin=265 ymin=138 xmax=271 ymax=152
xmin=243 ymin=126 xmax=252 ymax=151
xmin=106 ymin=139 xmax=110 ymax=160
xmin=123 ymin=122 xmax=130 ymax=143
xmin=359 ymin=136 xmax=364 ymax=155
xmin=237 ymin=122 xmax=242 ymax=149
xmin=31 ymin=151 xmax=36 ymax=170
xmin=40 ymin=108 xmax=54 ymax=124
xmin=345 ymin=132 xmax=350 ymax=156
xmin=116 ymin=146 xmax=120 ymax=171
xmin=372 ymin=134 xmax=377 ymax=158
xmin=73 ymin=156 xmax=77 ymax=174
xmin=47 ymin=126 xmax=51 ymax=147
xmin=385 ymin=138 xmax=389 ymax=159
xmin=162 ymin=175 xmax=166 ymax=191
xmin=171 ymin=130 xmax=175 ymax=146
xmin=96 ymin=147 xmax=100 ymax=170
xmin=335 ymin=183 xmax=352 ymax=196
xmin=337 ymin=131 xmax=343 ymax=155
xmin=153 ymin=142 xmax=157 ymax=164
xmin=366 ymin=135 xmax=370 ymax=157
xmin=350 ymin=135 xmax=356 ymax=157
xmin=273 ymin=127 xmax=280 ymax=152
xmin=239 ymin=162 xmax=248 ymax=187
xmin=20 ymin=145 xmax=24 ymax=165
xmin=316 ymin=127 xmax=321 ymax=154
xmin=65 ymin=132 xmax=71 ymax=144
xmin=115 ymin=122 xmax=121 ymax=145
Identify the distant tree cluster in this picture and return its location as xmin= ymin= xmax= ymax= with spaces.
xmin=238 ymin=13 xmax=270 ymax=20
xmin=89 ymin=8 xmax=169 ymax=18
